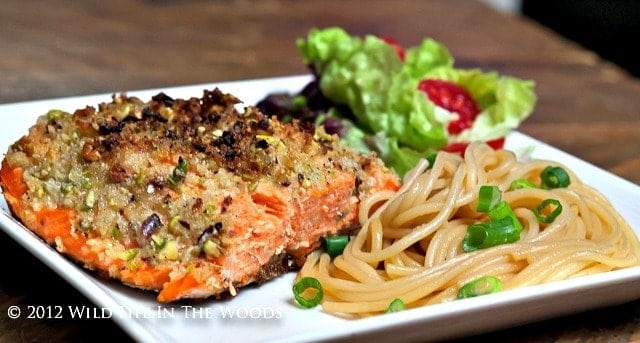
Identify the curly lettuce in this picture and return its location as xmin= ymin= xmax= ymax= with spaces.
xmin=297 ymin=27 xmax=537 ymax=176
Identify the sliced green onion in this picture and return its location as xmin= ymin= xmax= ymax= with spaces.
xmin=488 ymin=201 xmax=523 ymax=232
xmin=509 ymin=178 xmax=537 ymax=191
xmin=540 ymin=166 xmax=570 ymax=189
xmin=462 ymin=216 xmax=521 ymax=252
xmin=292 ymin=277 xmax=324 ymax=308
xmin=534 ymin=198 xmax=563 ymax=224
xmin=456 ymin=276 xmax=503 ymax=299
xmin=385 ymin=298 xmax=406 ymax=313
xmin=477 ymin=185 xmax=502 ymax=213
xmin=323 ymin=235 xmax=350 ymax=258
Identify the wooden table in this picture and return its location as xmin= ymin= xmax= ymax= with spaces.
xmin=1 ymin=1 xmax=639 ymax=341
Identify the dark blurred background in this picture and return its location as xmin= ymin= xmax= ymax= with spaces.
xmin=487 ymin=0 xmax=640 ymax=78
xmin=523 ymin=0 xmax=639 ymax=77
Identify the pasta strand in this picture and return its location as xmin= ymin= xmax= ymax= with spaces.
xmin=297 ymin=143 xmax=640 ymax=316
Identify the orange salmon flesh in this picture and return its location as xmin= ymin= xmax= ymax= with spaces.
xmin=0 ymin=89 xmax=399 ymax=301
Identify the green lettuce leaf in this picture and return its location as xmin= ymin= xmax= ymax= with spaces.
xmin=369 ymin=132 xmax=425 ymax=178
xmin=297 ymin=27 xmax=537 ymax=176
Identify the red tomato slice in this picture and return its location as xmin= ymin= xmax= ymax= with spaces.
xmin=417 ymin=79 xmax=480 ymax=134
xmin=378 ymin=35 xmax=406 ymax=61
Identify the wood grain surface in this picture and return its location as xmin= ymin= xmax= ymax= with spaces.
xmin=1 ymin=0 xmax=639 ymax=341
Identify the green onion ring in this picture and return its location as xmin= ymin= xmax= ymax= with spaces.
xmin=456 ymin=275 xmax=503 ymax=299
xmin=509 ymin=178 xmax=537 ymax=190
xmin=385 ymin=298 xmax=406 ymax=313
xmin=534 ymin=198 xmax=563 ymax=223
xmin=477 ymin=185 xmax=502 ymax=213
xmin=323 ymin=235 xmax=350 ymax=258
xmin=292 ymin=277 xmax=324 ymax=308
xmin=540 ymin=166 xmax=571 ymax=189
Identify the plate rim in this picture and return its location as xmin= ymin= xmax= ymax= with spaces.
xmin=1 ymin=74 xmax=640 ymax=342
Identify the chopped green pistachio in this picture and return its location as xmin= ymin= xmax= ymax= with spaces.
xmin=46 ymin=109 xmax=64 ymax=121
xmin=189 ymin=246 xmax=202 ymax=257
xmin=159 ymin=107 xmax=174 ymax=121
xmin=255 ymin=133 xmax=286 ymax=148
xmin=38 ymin=167 xmax=50 ymax=178
xmin=61 ymin=183 xmax=74 ymax=194
xmin=168 ymin=215 xmax=181 ymax=235
xmin=81 ymin=179 xmax=92 ymax=189
xmin=80 ymin=219 xmax=92 ymax=230
xmin=122 ymin=249 xmax=139 ymax=261
xmin=119 ymin=103 xmax=132 ymax=117
xmin=313 ymin=129 xmax=333 ymax=142
xmin=167 ymin=157 xmax=188 ymax=186
xmin=240 ymin=173 xmax=256 ymax=182
xmin=127 ymin=260 xmax=138 ymax=270
xmin=108 ymin=197 xmax=119 ymax=207
xmin=157 ymin=240 xmax=179 ymax=261
xmin=84 ymin=189 xmax=95 ymax=209
xmin=151 ymin=234 xmax=166 ymax=250
xmin=204 ymin=204 xmax=216 ymax=216
xmin=248 ymin=180 xmax=259 ymax=192
xmin=67 ymin=168 xmax=82 ymax=184
xmin=202 ymin=240 xmax=223 ymax=258
xmin=111 ymin=227 xmax=121 ymax=239
xmin=135 ymin=172 xmax=145 ymax=185
xmin=256 ymin=134 xmax=278 ymax=145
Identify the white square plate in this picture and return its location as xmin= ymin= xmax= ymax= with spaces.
xmin=2 ymin=75 xmax=640 ymax=342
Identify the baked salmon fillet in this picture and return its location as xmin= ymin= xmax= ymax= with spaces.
xmin=0 ymin=89 xmax=399 ymax=302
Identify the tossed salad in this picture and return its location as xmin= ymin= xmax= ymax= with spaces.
xmin=257 ymin=27 xmax=537 ymax=176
